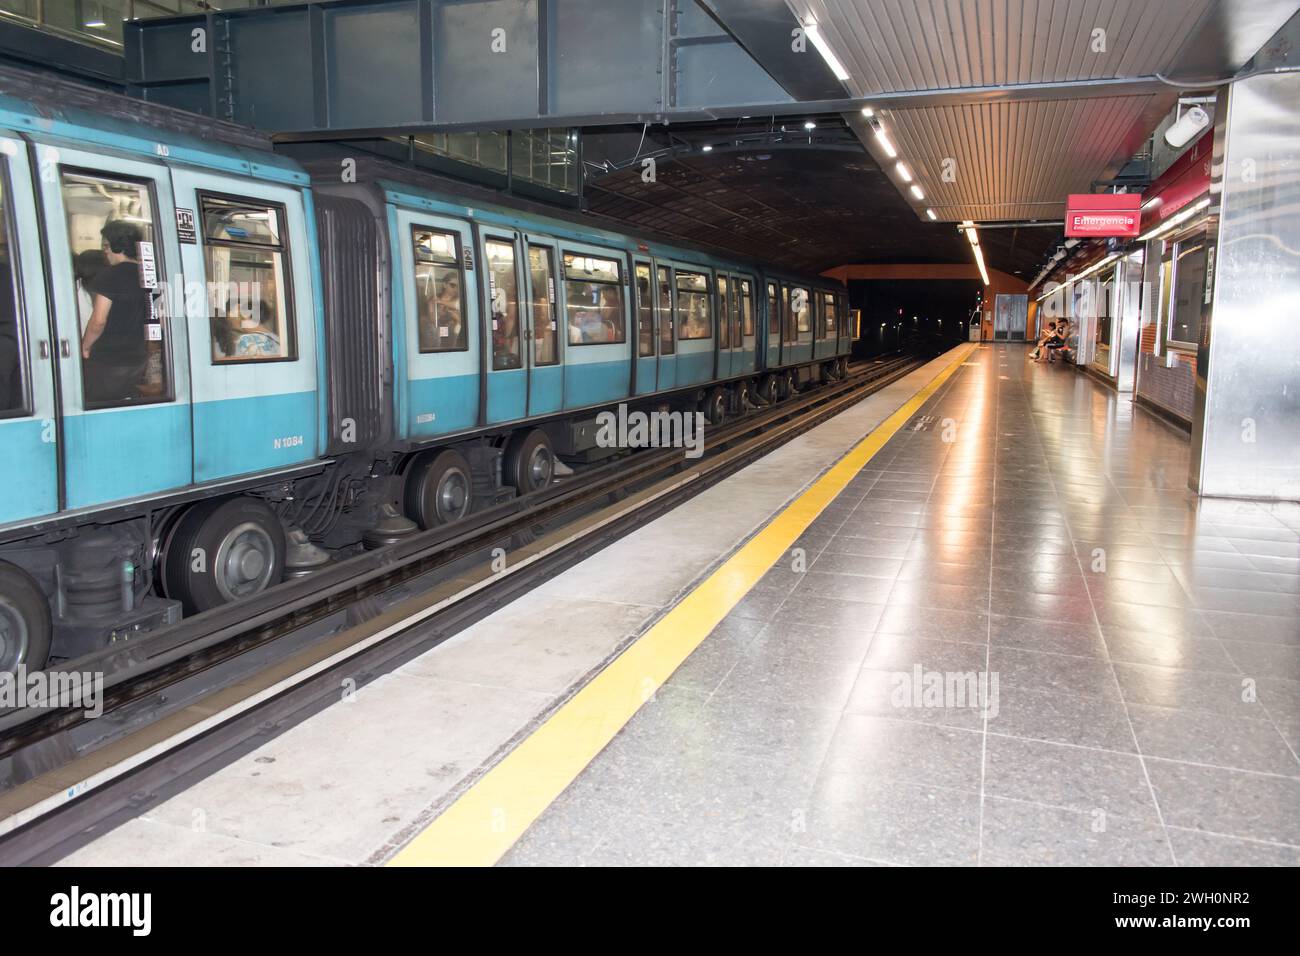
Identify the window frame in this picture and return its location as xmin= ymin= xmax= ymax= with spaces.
xmin=527 ymin=243 xmax=560 ymax=367
xmin=656 ymin=264 xmax=676 ymax=355
xmin=634 ymin=261 xmax=656 ymax=358
xmin=766 ymin=281 xmax=779 ymax=337
xmin=1162 ymin=225 xmax=1209 ymax=351
xmin=0 ymin=157 xmax=32 ymax=420
xmin=561 ymin=248 xmax=627 ymax=346
xmin=675 ymin=269 xmax=713 ymax=341
xmin=739 ymin=278 xmax=754 ymax=338
xmin=67 ymin=166 xmax=176 ymax=407
xmin=199 ymin=189 xmax=298 ymax=367
xmin=483 ymin=233 xmax=524 ymax=372
xmin=410 ymin=223 xmax=470 ymax=355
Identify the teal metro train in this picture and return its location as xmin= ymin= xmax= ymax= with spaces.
xmin=0 ymin=78 xmax=852 ymax=672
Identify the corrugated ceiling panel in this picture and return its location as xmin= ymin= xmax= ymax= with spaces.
xmin=793 ymin=0 xmax=1216 ymax=94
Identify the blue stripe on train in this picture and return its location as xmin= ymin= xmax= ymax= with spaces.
xmin=0 ymin=420 xmax=57 ymax=523
xmin=192 ymin=391 xmax=318 ymax=483
xmin=564 ymin=360 xmax=630 ymax=408
xmin=407 ymin=373 xmax=479 ymax=438
xmin=62 ymin=404 xmax=192 ymax=510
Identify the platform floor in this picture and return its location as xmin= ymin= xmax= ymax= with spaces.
xmin=59 ymin=344 xmax=1300 ymax=867
xmin=498 ymin=344 xmax=1300 ymax=866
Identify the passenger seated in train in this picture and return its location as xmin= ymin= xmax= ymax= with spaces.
xmin=79 ymin=221 xmax=152 ymax=404
xmin=212 ymin=304 xmax=282 ymax=359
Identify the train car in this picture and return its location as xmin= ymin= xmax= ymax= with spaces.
xmin=0 ymin=82 xmax=849 ymax=674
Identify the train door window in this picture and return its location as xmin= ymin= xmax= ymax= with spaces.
xmin=635 ymin=264 xmax=655 ymax=357
xmin=563 ymin=252 xmax=624 ymax=345
xmin=201 ymin=194 xmax=294 ymax=365
xmin=791 ymin=286 xmax=812 ymax=335
xmin=657 ymin=265 xmax=675 ymax=354
xmin=0 ymin=168 xmax=27 ymax=417
xmin=413 ymin=227 xmax=466 ymax=353
xmin=717 ymin=275 xmax=730 ymax=348
xmin=528 ymin=245 xmax=558 ymax=366
xmin=61 ymin=171 xmax=170 ymax=407
xmin=486 ymin=238 xmax=521 ymax=370
xmin=767 ymin=282 xmax=779 ymax=336
xmin=822 ymin=292 xmax=837 ymax=338
xmin=676 ymin=271 xmax=711 ymax=340
xmin=1166 ymin=229 xmax=1208 ymax=348
xmin=781 ymin=286 xmax=793 ymax=343
xmin=728 ymin=276 xmax=742 ymax=345
xmin=739 ymin=279 xmax=754 ymax=338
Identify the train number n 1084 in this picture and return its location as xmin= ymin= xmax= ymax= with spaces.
xmin=273 ymin=435 xmax=305 ymax=449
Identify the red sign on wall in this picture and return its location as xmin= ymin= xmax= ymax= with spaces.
xmin=1064 ymin=193 xmax=1142 ymax=238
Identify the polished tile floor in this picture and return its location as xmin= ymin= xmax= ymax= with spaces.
xmin=504 ymin=344 xmax=1300 ymax=866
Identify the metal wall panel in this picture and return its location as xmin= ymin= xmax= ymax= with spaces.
xmin=552 ymin=0 xmax=664 ymax=116
xmin=1191 ymin=71 xmax=1300 ymax=499
xmin=435 ymin=0 xmax=540 ymax=123
xmin=327 ymin=2 xmax=426 ymax=129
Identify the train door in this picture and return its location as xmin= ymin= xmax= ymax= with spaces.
xmin=655 ymin=263 xmax=676 ymax=391
xmin=394 ymin=211 xmax=477 ymax=440
xmin=765 ymin=280 xmax=781 ymax=369
xmin=737 ymin=276 xmax=756 ymax=375
xmin=523 ymin=238 xmax=562 ymax=415
xmin=632 ymin=258 xmax=656 ymax=395
xmin=559 ymin=242 xmax=630 ymax=409
xmin=673 ymin=265 xmax=713 ymax=386
xmin=35 ymin=142 xmax=192 ymax=509
xmin=169 ymin=167 xmax=317 ymax=482
xmin=716 ymin=273 xmax=732 ymax=379
xmin=0 ymin=135 xmax=57 ymax=525
xmin=787 ymin=283 xmax=814 ymax=365
xmin=480 ymin=229 xmax=526 ymax=424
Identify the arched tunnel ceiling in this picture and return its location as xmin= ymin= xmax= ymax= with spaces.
xmin=582 ymin=127 xmax=1061 ymax=279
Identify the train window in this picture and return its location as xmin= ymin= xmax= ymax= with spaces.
xmin=486 ymin=239 xmax=521 ymax=370
xmin=413 ymin=227 xmax=466 ymax=353
xmin=62 ymin=171 xmax=171 ymax=407
xmin=717 ymin=275 xmax=730 ymax=348
xmin=0 ymin=167 xmax=27 ymax=418
xmin=657 ymin=265 xmax=675 ymax=355
xmin=635 ymin=264 xmax=655 ymax=357
xmin=790 ymin=286 xmax=812 ymax=335
xmin=528 ymin=245 xmax=558 ymax=366
xmin=767 ymin=282 xmax=779 ymax=336
xmin=821 ymin=292 xmax=837 ymax=338
xmin=202 ymin=194 xmax=294 ymax=365
xmin=563 ymin=252 xmax=625 ymax=345
xmin=676 ymin=271 xmax=711 ymax=340
xmin=728 ymin=276 xmax=742 ymax=346
xmin=781 ymin=287 xmax=795 ymax=344
xmin=740 ymin=280 xmax=754 ymax=338
xmin=1166 ymin=230 xmax=1208 ymax=348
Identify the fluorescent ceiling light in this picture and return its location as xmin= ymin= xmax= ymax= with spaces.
xmin=895 ymin=162 xmax=912 ymax=182
xmin=861 ymin=107 xmax=874 ymax=117
xmin=1137 ymin=197 xmax=1211 ymax=242
xmin=805 ymin=22 xmax=851 ymax=81
xmin=972 ymin=243 xmax=990 ymax=286
xmin=926 ymin=209 xmax=937 ymax=220
xmin=910 ymin=185 xmax=924 ymax=200
xmin=701 ymin=144 xmax=713 ymax=152
xmin=874 ymin=128 xmax=897 ymax=158
xmin=804 ymin=121 xmax=817 ymax=130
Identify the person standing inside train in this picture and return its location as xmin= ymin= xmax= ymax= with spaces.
xmin=80 ymin=221 xmax=149 ymax=404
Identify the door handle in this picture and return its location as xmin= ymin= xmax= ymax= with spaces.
xmin=60 ymin=339 xmax=72 ymax=359
xmin=39 ymin=340 xmax=49 ymax=359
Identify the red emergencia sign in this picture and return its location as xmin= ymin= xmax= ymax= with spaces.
xmin=1064 ymin=193 xmax=1142 ymax=238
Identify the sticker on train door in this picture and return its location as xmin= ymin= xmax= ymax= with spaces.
xmin=176 ymin=207 xmax=197 ymax=244
xmin=137 ymin=241 xmax=158 ymax=289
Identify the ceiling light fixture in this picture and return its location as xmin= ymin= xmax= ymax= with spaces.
xmin=910 ymin=185 xmax=924 ymax=200
xmin=804 ymin=121 xmax=817 ymax=131
xmin=895 ymin=162 xmax=912 ymax=182
xmin=874 ymin=128 xmax=897 ymax=158
xmin=926 ymin=209 xmax=937 ymax=220
xmin=804 ymin=21 xmax=851 ymax=81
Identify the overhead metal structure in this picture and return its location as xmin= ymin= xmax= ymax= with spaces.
xmin=124 ymin=0 xmax=1299 ymax=228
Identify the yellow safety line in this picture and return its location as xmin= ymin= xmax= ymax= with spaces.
xmin=388 ymin=344 xmax=976 ymax=866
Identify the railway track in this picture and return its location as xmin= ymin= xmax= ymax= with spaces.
xmin=0 ymin=352 xmax=923 ymax=864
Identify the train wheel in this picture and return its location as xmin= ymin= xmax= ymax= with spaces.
xmin=0 ymin=561 xmax=52 ymax=674
xmin=405 ymin=448 xmax=474 ymax=529
xmin=504 ymin=428 xmax=555 ymax=495
xmin=757 ymin=375 xmax=779 ymax=404
xmin=703 ymin=387 xmax=726 ymax=426
xmin=160 ymin=497 xmax=286 ymax=615
xmin=782 ymin=370 xmax=796 ymax=398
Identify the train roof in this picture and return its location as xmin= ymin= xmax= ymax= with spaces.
xmin=296 ymin=148 xmax=843 ymax=289
xmin=0 ymin=64 xmax=307 ymax=187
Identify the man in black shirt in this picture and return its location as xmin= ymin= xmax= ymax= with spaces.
xmin=81 ymin=220 xmax=150 ymax=404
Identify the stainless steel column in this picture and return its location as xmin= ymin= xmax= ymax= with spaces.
xmin=1190 ymin=71 xmax=1300 ymax=500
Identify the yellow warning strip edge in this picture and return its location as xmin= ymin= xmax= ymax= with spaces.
xmin=387 ymin=344 xmax=976 ymax=867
